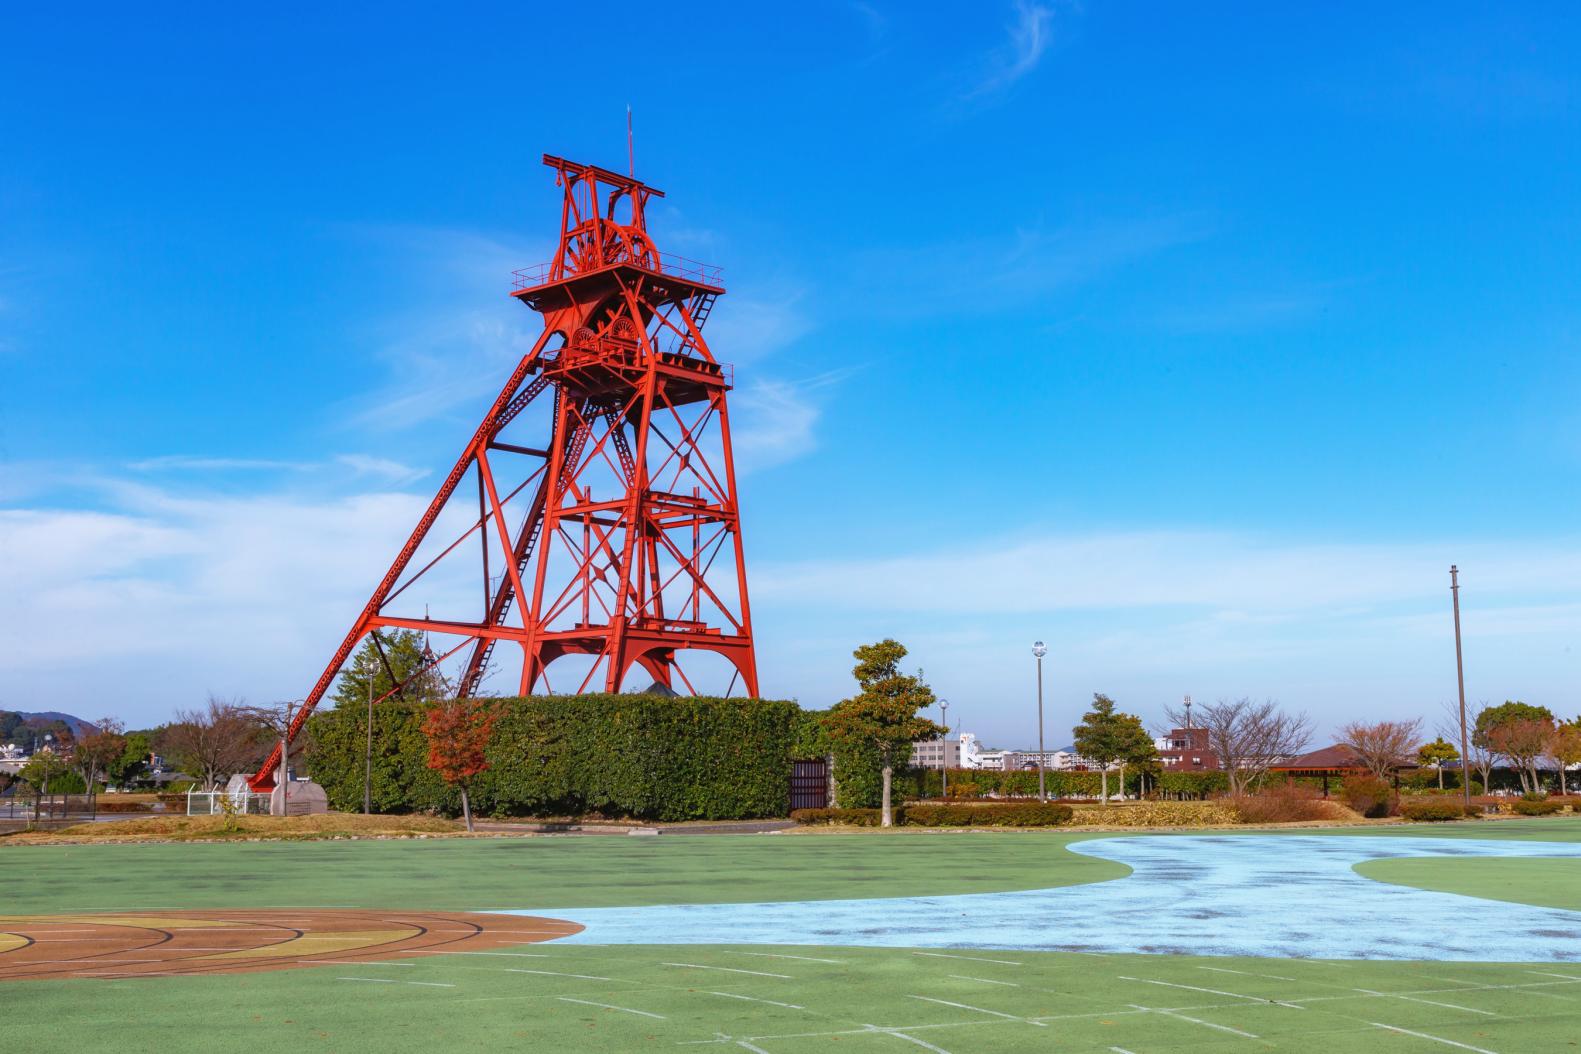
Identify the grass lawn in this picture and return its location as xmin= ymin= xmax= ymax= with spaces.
xmin=1355 ymin=857 xmax=1581 ymax=913
xmin=15 ymin=941 xmax=1581 ymax=1052
xmin=7 ymin=824 xmax=1581 ymax=1052
xmin=0 ymin=831 xmax=1128 ymax=914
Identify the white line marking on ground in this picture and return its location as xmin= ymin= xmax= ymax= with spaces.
xmin=912 ymin=951 xmax=1022 ymax=966
xmin=704 ymin=991 xmax=806 ymax=1010
xmin=661 ymin=962 xmax=791 ymax=979
xmin=1526 ymin=971 xmax=1581 ymax=981
xmin=1111 ymin=1048 xmax=1139 ymax=1054
xmin=311 ymin=961 xmax=415 ymax=967
xmin=1352 ymin=988 xmax=1495 ymax=1016
xmin=557 ymin=996 xmax=664 ymax=1019
xmin=1198 ymin=965 xmax=1298 ymax=982
xmin=1369 ymin=1022 xmax=1499 ymax=1053
xmin=734 ymin=1042 xmax=773 ymax=1054
xmin=400 ymin=950 xmax=550 ymax=958
xmin=1129 ymin=1004 xmax=1259 ymax=1039
xmin=1120 ymin=976 xmax=1264 ymax=1001
xmin=337 ymin=977 xmax=398 ymax=984
xmin=723 ymin=951 xmax=844 ymax=964
xmin=862 ymin=1025 xmax=954 ymax=1053
xmin=506 ymin=968 xmax=612 ymax=981
xmin=405 ymin=981 xmax=457 ymax=987
xmin=948 ymin=974 xmax=1020 ymax=986
xmin=908 ymin=995 xmax=1046 ymax=1026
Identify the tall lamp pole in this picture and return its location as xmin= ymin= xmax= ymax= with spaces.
xmin=939 ymin=699 xmax=950 ymax=799
xmin=1032 ymin=641 xmax=1048 ymax=802
xmin=1450 ymin=566 xmax=1471 ymax=815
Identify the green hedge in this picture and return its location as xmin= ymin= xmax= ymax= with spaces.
xmin=308 ymin=693 xmax=802 ymax=822
xmin=790 ymin=803 xmax=1073 ymax=827
xmin=1401 ymin=801 xmax=1473 ymax=822
xmin=900 ymin=768 xmax=1229 ymax=800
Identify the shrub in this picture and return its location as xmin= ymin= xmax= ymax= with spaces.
xmin=1513 ymin=798 xmax=1563 ymax=816
xmin=790 ymin=807 xmax=897 ymax=826
xmin=1066 ymin=801 xmax=1239 ymax=827
xmin=1402 ymin=801 xmax=1472 ymax=822
xmin=1233 ymin=785 xmax=1341 ymax=824
xmin=905 ymin=803 xmax=1073 ymax=827
xmin=789 ymin=803 xmax=1072 ymax=827
xmin=1340 ymin=776 xmax=1395 ymax=818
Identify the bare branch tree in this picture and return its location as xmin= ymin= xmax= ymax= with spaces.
xmin=72 ymin=717 xmax=127 ymax=801
xmin=1338 ymin=718 xmax=1423 ymax=780
xmin=1437 ymin=699 xmax=1497 ymax=791
xmin=157 ymin=696 xmax=270 ymax=791
xmin=1164 ymin=697 xmax=1312 ymax=796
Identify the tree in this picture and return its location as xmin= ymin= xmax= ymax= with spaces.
xmin=1164 ymin=697 xmax=1312 ymax=797
xmin=107 ymin=730 xmax=153 ymax=787
xmin=820 ymin=639 xmax=942 ymax=827
xmin=1073 ymin=694 xmax=1156 ymax=802
xmin=72 ymin=717 xmax=126 ymax=800
xmin=1477 ymin=701 xmax=1555 ymax=794
xmin=19 ymin=747 xmax=76 ymax=794
xmin=333 ymin=630 xmax=448 ymax=710
xmin=1338 ymin=718 xmax=1423 ymax=781
xmin=157 ymin=696 xmax=270 ymax=791
xmin=1416 ymin=737 xmax=1460 ymax=791
xmin=421 ymin=699 xmax=500 ymax=831
xmin=1548 ymin=722 xmax=1581 ymax=797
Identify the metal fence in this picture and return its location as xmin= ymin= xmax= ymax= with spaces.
xmin=186 ymin=790 xmax=271 ymax=817
xmin=0 ymin=793 xmax=97 ymax=830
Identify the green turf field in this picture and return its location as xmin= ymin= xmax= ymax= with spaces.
xmin=1355 ymin=856 xmax=1581 ymax=912
xmin=0 ymin=831 xmax=1126 ymax=914
xmin=14 ymin=938 xmax=1581 ymax=1052
xmin=7 ymin=822 xmax=1581 ymax=1053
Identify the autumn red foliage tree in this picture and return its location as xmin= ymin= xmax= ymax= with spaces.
xmin=421 ymin=699 xmax=500 ymax=831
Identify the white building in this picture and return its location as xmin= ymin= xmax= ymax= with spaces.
xmin=910 ymin=737 xmax=962 ymax=769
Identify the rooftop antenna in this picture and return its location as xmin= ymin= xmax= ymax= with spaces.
xmin=627 ymin=105 xmax=634 ymax=177
xmin=1183 ymin=694 xmax=1193 ymax=729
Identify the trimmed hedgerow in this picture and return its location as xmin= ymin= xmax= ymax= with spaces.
xmin=308 ymin=693 xmax=802 ymax=822
xmin=1340 ymin=775 xmax=1396 ymax=818
xmin=905 ymin=803 xmax=1073 ymax=827
xmin=1401 ymin=801 xmax=1474 ymax=822
xmin=790 ymin=803 xmax=1073 ymax=827
xmin=1513 ymin=797 xmax=1564 ymax=816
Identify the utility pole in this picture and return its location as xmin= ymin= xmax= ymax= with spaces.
xmin=363 ymin=663 xmax=375 ymax=815
xmin=1451 ymin=565 xmax=1471 ymax=815
xmin=1032 ymin=642 xmax=1048 ymax=802
xmin=279 ymin=700 xmax=294 ymax=817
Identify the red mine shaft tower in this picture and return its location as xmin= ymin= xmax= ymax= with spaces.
xmin=251 ymin=155 xmax=757 ymax=790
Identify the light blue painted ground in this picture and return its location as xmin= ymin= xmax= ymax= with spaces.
xmin=507 ymin=835 xmax=1581 ymax=962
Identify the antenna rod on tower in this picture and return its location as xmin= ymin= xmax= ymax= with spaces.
xmin=627 ymin=106 xmax=634 ymax=177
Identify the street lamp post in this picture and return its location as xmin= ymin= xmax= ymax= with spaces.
xmin=939 ymin=699 xmax=950 ymax=799
xmin=1032 ymin=642 xmax=1048 ymax=802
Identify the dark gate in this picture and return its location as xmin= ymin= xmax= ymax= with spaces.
xmin=790 ymin=758 xmax=829 ymax=812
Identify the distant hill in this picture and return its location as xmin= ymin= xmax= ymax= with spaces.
xmin=0 ymin=710 xmax=99 ymax=744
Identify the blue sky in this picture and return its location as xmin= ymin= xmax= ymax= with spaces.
xmin=2 ymin=2 xmax=1578 ymax=743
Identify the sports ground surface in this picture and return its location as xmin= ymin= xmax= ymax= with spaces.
xmin=5 ymin=819 xmax=1581 ymax=1052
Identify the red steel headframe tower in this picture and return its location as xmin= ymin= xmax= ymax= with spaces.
xmin=250 ymin=155 xmax=757 ymax=790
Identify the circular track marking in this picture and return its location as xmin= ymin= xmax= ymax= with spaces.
xmin=0 ymin=910 xmax=582 ymax=981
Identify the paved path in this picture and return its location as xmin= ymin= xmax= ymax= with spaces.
xmin=507 ymin=834 xmax=1581 ymax=961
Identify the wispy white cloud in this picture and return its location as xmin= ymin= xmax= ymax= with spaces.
xmin=333 ymin=454 xmax=430 ymax=486
xmin=129 ymin=455 xmax=313 ymax=473
xmin=846 ymin=214 xmax=1207 ymax=316
xmin=731 ymin=370 xmax=852 ymax=473
xmin=966 ymin=1 xmax=1058 ymax=100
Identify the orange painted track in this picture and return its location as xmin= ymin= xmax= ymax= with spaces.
xmin=0 ymin=910 xmax=581 ymax=981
